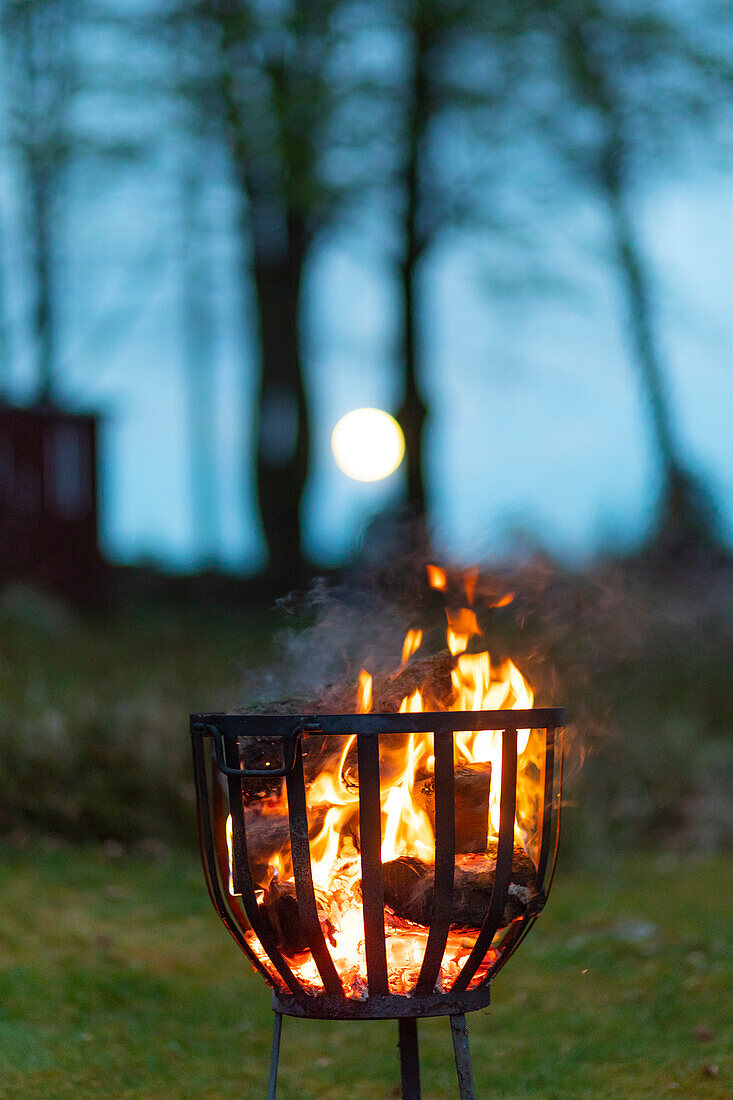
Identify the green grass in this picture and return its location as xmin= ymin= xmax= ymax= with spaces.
xmin=0 ymin=845 xmax=730 ymax=1098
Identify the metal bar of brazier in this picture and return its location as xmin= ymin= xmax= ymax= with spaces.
xmin=285 ymin=740 xmax=344 ymax=995
xmin=357 ymin=732 xmax=390 ymax=993
xmin=452 ymin=727 xmax=517 ymax=994
xmin=191 ymin=708 xmax=564 ymax=1098
xmin=415 ymin=725 xmax=455 ymax=994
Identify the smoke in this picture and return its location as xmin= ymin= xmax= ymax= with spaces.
xmin=242 ymin=577 xmax=419 ymax=711
xmin=239 ymin=545 xmax=562 ymax=715
xmin=237 ymin=544 xmax=733 ymax=853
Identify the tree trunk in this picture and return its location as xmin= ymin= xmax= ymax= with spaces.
xmin=396 ymin=19 xmax=429 ymax=523
xmin=23 ymin=2 xmax=71 ymax=405
xmin=181 ymin=153 xmax=220 ymax=566
xmin=603 ymin=154 xmax=721 ymax=559
xmin=29 ymin=163 xmax=56 ymax=403
xmin=217 ymin=30 xmax=312 ymax=588
xmin=251 ymin=213 xmax=311 ymax=588
xmin=397 ymin=255 xmax=428 ymax=520
xmin=567 ymin=18 xmax=723 ymax=564
xmin=0 ymin=199 xmax=11 ymax=394
xmin=605 ymin=174 xmax=681 ymax=488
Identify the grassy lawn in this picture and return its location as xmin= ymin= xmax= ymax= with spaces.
xmin=0 ymin=845 xmax=730 ymax=1098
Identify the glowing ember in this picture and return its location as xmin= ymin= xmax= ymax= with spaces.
xmin=233 ymin=572 xmax=543 ymax=998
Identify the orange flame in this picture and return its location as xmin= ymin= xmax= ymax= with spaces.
xmin=401 ymin=628 xmax=423 ymax=665
xmin=427 ymin=564 xmax=447 ymax=590
xmin=446 ymin=607 xmax=480 ymax=656
xmin=464 ymin=567 xmax=479 ymax=604
xmin=357 ymin=669 xmax=373 ymax=713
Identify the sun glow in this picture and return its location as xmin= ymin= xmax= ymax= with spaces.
xmin=331 ymin=408 xmax=405 ymax=482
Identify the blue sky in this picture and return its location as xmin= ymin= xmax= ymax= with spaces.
xmin=113 ymin=175 xmax=733 ymax=570
xmin=1 ymin=153 xmax=731 ymax=573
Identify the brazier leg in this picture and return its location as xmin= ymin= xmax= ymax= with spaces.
xmin=398 ymin=1017 xmax=421 ymax=1099
xmin=267 ymin=1011 xmax=283 ymax=1100
xmin=450 ymin=1014 xmax=476 ymax=1100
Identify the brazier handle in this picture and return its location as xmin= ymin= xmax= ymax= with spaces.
xmin=201 ymin=721 xmax=322 ymax=778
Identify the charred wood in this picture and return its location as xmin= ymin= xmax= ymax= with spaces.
xmin=234 ymin=726 xmax=338 ymax=800
xmin=373 ymin=650 xmax=456 ymax=711
xmin=242 ymin=805 xmax=335 ymax=887
xmin=260 ymin=878 xmax=335 ymax=957
xmin=262 ymin=878 xmax=309 ymax=954
xmin=241 ymin=811 xmax=291 ymax=885
xmin=382 ymin=844 xmax=540 ymax=929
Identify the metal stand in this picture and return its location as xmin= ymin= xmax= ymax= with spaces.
xmin=266 ymin=1010 xmax=476 ymax=1099
xmin=450 ymin=1014 xmax=477 ymax=1100
xmin=267 ymin=1011 xmax=282 ymax=1100
xmin=398 ymin=1017 xmax=421 ymax=1099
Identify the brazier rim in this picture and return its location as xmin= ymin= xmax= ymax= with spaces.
xmin=271 ymin=985 xmax=492 ymax=1021
xmin=192 ymin=707 xmax=564 ymax=736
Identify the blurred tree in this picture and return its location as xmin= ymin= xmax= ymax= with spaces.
xmin=171 ymin=0 xmax=388 ymax=585
xmin=175 ymin=0 xmax=537 ymax=573
xmin=387 ymin=0 xmax=529 ymax=525
xmin=0 ymin=0 xmax=146 ymax=405
xmin=393 ymin=0 xmax=432 ymax=521
xmin=0 ymin=0 xmax=76 ymax=400
xmin=530 ymin=0 xmax=732 ymax=561
xmin=174 ymin=22 xmax=221 ymax=566
xmin=219 ymin=2 xmax=317 ymax=588
xmin=171 ymin=2 xmax=327 ymax=584
xmin=0 ymin=200 xmax=10 ymax=392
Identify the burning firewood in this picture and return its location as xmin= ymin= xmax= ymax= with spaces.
xmin=414 ymin=761 xmax=492 ymax=854
xmin=261 ymin=878 xmax=336 ymax=957
xmin=372 ymin=650 xmax=456 ymax=711
xmin=240 ymin=812 xmax=292 ymax=884
xmin=382 ymin=843 xmax=540 ymax=929
xmin=243 ymin=803 xmax=341 ymax=888
xmin=262 ymin=879 xmax=309 ymax=953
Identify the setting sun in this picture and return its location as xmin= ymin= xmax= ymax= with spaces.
xmin=331 ymin=407 xmax=405 ymax=482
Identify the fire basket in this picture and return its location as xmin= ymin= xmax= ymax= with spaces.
xmin=191 ymin=707 xmax=564 ymax=1098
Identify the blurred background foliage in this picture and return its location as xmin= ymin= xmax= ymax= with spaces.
xmin=1 ymin=560 xmax=731 ymax=858
xmin=0 ymin=0 xmax=731 ymax=858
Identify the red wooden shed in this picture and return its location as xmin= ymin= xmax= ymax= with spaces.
xmin=0 ymin=401 xmax=104 ymax=605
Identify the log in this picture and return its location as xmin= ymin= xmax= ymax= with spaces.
xmin=262 ymin=879 xmax=309 ymax=954
xmin=382 ymin=844 xmax=540 ymax=929
xmin=241 ymin=806 xmax=335 ymax=888
xmin=260 ymin=878 xmax=335 ymax=957
xmin=239 ymin=758 xmax=490 ymax=889
xmin=240 ymin=812 xmax=291 ymax=886
xmin=236 ymin=646 xmax=460 ymax=794
xmin=414 ymin=762 xmax=492 ymax=854
xmin=372 ymin=650 xmax=456 ymax=712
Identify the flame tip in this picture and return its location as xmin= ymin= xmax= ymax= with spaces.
xmin=427 ymin=564 xmax=447 ymax=590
